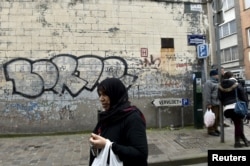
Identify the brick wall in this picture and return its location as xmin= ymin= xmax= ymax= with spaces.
xmin=0 ymin=0 xmax=208 ymax=133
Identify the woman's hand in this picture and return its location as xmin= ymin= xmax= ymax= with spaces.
xmin=207 ymin=105 xmax=212 ymax=109
xmin=89 ymin=133 xmax=107 ymax=149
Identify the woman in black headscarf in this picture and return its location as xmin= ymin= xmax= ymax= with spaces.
xmin=89 ymin=78 xmax=148 ymax=166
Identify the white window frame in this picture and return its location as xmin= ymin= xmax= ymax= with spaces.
xmin=224 ymin=0 xmax=234 ymax=10
xmin=248 ymin=28 xmax=250 ymax=47
xmin=247 ymin=28 xmax=250 ymax=47
xmin=244 ymin=0 xmax=250 ymax=9
xmin=220 ymin=46 xmax=239 ymax=63
xmin=219 ymin=20 xmax=237 ymax=39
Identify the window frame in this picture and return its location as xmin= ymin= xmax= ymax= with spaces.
xmin=161 ymin=38 xmax=174 ymax=49
xmin=220 ymin=46 xmax=239 ymax=63
xmin=244 ymin=0 xmax=250 ymax=9
xmin=248 ymin=28 xmax=250 ymax=47
xmin=219 ymin=20 xmax=237 ymax=39
xmin=224 ymin=0 xmax=235 ymax=11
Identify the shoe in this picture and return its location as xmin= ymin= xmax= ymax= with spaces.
xmin=223 ymin=123 xmax=230 ymax=127
xmin=215 ymin=130 xmax=221 ymax=134
xmin=235 ymin=137 xmax=243 ymax=148
xmin=245 ymin=113 xmax=250 ymax=120
xmin=208 ymin=132 xmax=220 ymax=136
xmin=234 ymin=142 xmax=243 ymax=148
xmin=243 ymin=140 xmax=250 ymax=147
xmin=241 ymin=136 xmax=250 ymax=147
xmin=243 ymin=116 xmax=249 ymax=124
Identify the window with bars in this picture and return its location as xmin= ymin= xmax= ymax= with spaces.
xmin=220 ymin=46 xmax=239 ymax=63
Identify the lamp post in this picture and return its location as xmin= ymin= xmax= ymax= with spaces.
xmin=212 ymin=0 xmax=224 ymax=143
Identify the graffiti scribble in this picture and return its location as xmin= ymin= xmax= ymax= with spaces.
xmin=3 ymin=54 xmax=137 ymax=99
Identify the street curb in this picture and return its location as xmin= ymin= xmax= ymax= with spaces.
xmin=149 ymin=153 xmax=207 ymax=166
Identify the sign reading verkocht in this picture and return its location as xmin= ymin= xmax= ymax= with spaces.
xmin=152 ymin=98 xmax=182 ymax=107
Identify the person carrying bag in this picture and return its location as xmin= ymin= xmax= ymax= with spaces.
xmin=91 ymin=139 xmax=123 ymax=166
xmin=203 ymin=69 xmax=221 ymax=136
xmin=218 ymin=71 xmax=250 ymax=148
xmin=89 ymin=78 xmax=148 ymax=166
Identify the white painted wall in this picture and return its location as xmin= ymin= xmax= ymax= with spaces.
xmin=0 ymin=0 xmax=208 ymax=133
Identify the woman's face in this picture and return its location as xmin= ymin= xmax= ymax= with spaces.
xmin=98 ymin=90 xmax=110 ymax=111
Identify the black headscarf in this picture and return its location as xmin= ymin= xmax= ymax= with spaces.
xmin=97 ymin=78 xmax=129 ymax=109
xmin=94 ymin=78 xmax=144 ymax=134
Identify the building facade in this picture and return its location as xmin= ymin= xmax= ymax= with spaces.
xmin=210 ymin=0 xmax=250 ymax=80
xmin=240 ymin=0 xmax=250 ymax=80
xmin=0 ymin=0 xmax=209 ymax=133
xmin=220 ymin=0 xmax=242 ymax=77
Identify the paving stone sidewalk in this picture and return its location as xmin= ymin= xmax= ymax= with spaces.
xmin=1 ymin=119 xmax=250 ymax=166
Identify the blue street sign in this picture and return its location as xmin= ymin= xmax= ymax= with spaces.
xmin=187 ymin=35 xmax=206 ymax=45
xmin=182 ymin=98 xmax=189 ymax=106
xmin=197 ymin=43 xmax=209 ymax=59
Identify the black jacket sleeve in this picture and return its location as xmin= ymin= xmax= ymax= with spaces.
xmin=112 ymin=112 xmax=148 ymax=165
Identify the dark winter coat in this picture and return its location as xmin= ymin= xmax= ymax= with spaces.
xmin=89 ymin=78 xmax=148 ymax=166
xmin=218 ymin=79 xmax=248 ymax=107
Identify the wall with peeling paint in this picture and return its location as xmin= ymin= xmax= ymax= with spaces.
xmin=0 ymin=0 xmax=208 ymax=133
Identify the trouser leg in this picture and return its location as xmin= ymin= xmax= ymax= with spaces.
xmin=239 ymin=119 xmax=249 ymax=147
xmin=232 ymin=117 xmax=243 ymax=148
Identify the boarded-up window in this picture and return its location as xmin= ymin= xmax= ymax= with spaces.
xmin=161 ymin=38 xmax=174 ymax=48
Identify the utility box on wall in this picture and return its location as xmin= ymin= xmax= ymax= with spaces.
xmin=193 ymin=72 xmax=203 ymax=129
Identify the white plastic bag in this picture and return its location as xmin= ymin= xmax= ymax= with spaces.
xmin=91 ymin=140 xmax=110 ymax=166
xmin=204 ymin=108 xmax=215 ymax=127
xmin=92 ymin=139 xmax=123 ymax=166
xmin=109 ymin=147 xmax=123 ymax=166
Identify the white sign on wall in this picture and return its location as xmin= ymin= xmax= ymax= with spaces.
xmin=152 ymin=98 xmax=182 ymax=107
xmin=190 ymin=4 xmax=202 ymax=12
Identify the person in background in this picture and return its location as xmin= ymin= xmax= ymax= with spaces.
xmin=237 ymin=78 xmax=249 ymax=102
xmin=218 ymin=71 xmax=250 ymax=148
xmin=216 ymin=67 xmax=230 ymax=127
xmin=89 ymin=78 xmax=148 ymax=166
xmin=218 ymin=66 xmax=225 ymax=79
xmin=235 ymin=78 xmax=250 ymax=124
xmin=204 ymin=69 xmax=221 ymax=136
